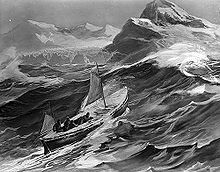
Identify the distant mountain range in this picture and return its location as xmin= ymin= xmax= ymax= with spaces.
xmin=0 ymin=20 xmax=120 ymax=53
xmin=0 ymin=20 xmax=120 ymax=70
xmin=58 ymin=22 xmax=120 ymax=40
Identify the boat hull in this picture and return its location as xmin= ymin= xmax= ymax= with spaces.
xmin=40 ymin=123 xmax=101 ymax=155
xmin=41 ymin=90 xmax=128 ymax=154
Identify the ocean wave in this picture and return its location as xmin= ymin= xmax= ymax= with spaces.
xmin=1 ymin=44 xmax=220 ymax=171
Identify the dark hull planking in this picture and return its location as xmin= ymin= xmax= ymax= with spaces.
xmin=41 ymin=123 xmax=102 ymax=155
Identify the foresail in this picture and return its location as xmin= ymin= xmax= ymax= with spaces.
xmin=85 ymin=68 xmax=103 ymax=106
xmin=40 ymin=113 xmax=55 ymax=137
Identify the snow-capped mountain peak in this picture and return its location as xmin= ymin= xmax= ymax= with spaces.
xmin=84 ymin=22 xmax=102 ymax=31
xmin=27 ymin=20 xmax=58 ymax=31
xmin=157 ymin=1 xmax=191 ymax=20
xmin=140 ymin=0 xmax=206 ymax=28
xmin=130 ymin=18 xmax=154 ymax=27
xmin=69 ymin=23 xmax=120 ymax=39
xmin=104 ymin=24 xmax=121 ymax=36
xmin=73 ymin=22 xmax=102 ymax=32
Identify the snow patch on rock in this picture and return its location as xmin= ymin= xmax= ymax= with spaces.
xmin=35 ymin=33 xmax=54 ymax=44
xmin=28 ymin=20 xmax=58 ymax=31
xmin=85 ymin=23 xmax=102 ymax=31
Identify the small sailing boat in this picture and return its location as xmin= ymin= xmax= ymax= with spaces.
xmin=40 ymin=64 xmax=128 ymax=154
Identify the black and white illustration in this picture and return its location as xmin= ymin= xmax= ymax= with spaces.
xmin=1 ymin=0 xmax=220 ymax=171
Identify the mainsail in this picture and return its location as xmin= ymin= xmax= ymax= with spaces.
xmin=40 ymin=112 xmax=55 ymax=137
xmin=85 ymin=64 xmax=106 ymax=107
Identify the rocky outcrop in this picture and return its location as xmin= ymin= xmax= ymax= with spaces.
xmin=105 ymin=0 xmax=209 ymax=64
xmin=140 ymin=0 xmax=206 ymax=28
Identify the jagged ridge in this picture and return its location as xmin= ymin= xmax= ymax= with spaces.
xmin=140 ymin=0 xmax=206 ymax=28
xmin=105 ymin=0 xmax=216 ymax=64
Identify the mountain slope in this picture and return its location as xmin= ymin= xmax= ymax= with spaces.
xmin=140 ymin=0 xmax=206 ymax=27
xmin=0 ymin=21 xmax=56 ymax=53
xmin=105 ymin=0 xmax=220 ymax=64
xmin=68 ymin=22 xmax=120 ymax=40
xmin=0 ymin=20 xmax=121 ymax=54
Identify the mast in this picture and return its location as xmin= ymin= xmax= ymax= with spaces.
xmin=95 ymin=62 xmax=107 ymax=108
xmin=48 ymin=101 xmax=55 ymax=118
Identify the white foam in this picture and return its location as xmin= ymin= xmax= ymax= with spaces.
xmin=75 ymin=142 xmax=147 ymax=169
xmin=187 ymin=85 xmax=206 ymax=95
xmin=0 ymin=47 xmax=17 ymax=68
xmin=107 ymin=41 xmax=220 ymax=86
xmin=0 ymin=59 xmax=28 ymax=82
xmin=140 ymin=42 xmax=209 ymax=68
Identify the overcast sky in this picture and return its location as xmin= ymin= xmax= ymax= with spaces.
xmin=1 ymin=0 xmax=220 ymax=34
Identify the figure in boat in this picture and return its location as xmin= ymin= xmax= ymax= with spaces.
xmin=75 ymin=112 xmax=93 ymax=126
xmin=52 ymin=112 xmax=93 ymax=133
xmin=53 ymin=119 xmax=62 ymax=133
xmin=69 ymin=119 xmax=78 ymax=129
xmin=39 ymin=63 xmax=128 ymax=154
xmin=63 ymin=116 xmax=71 ymax=132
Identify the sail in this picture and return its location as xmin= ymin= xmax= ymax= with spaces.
xmin=40 ymin=113 xmax=55 ymax=137
xmin=85 ymin=67 xmax=103 ymax=106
